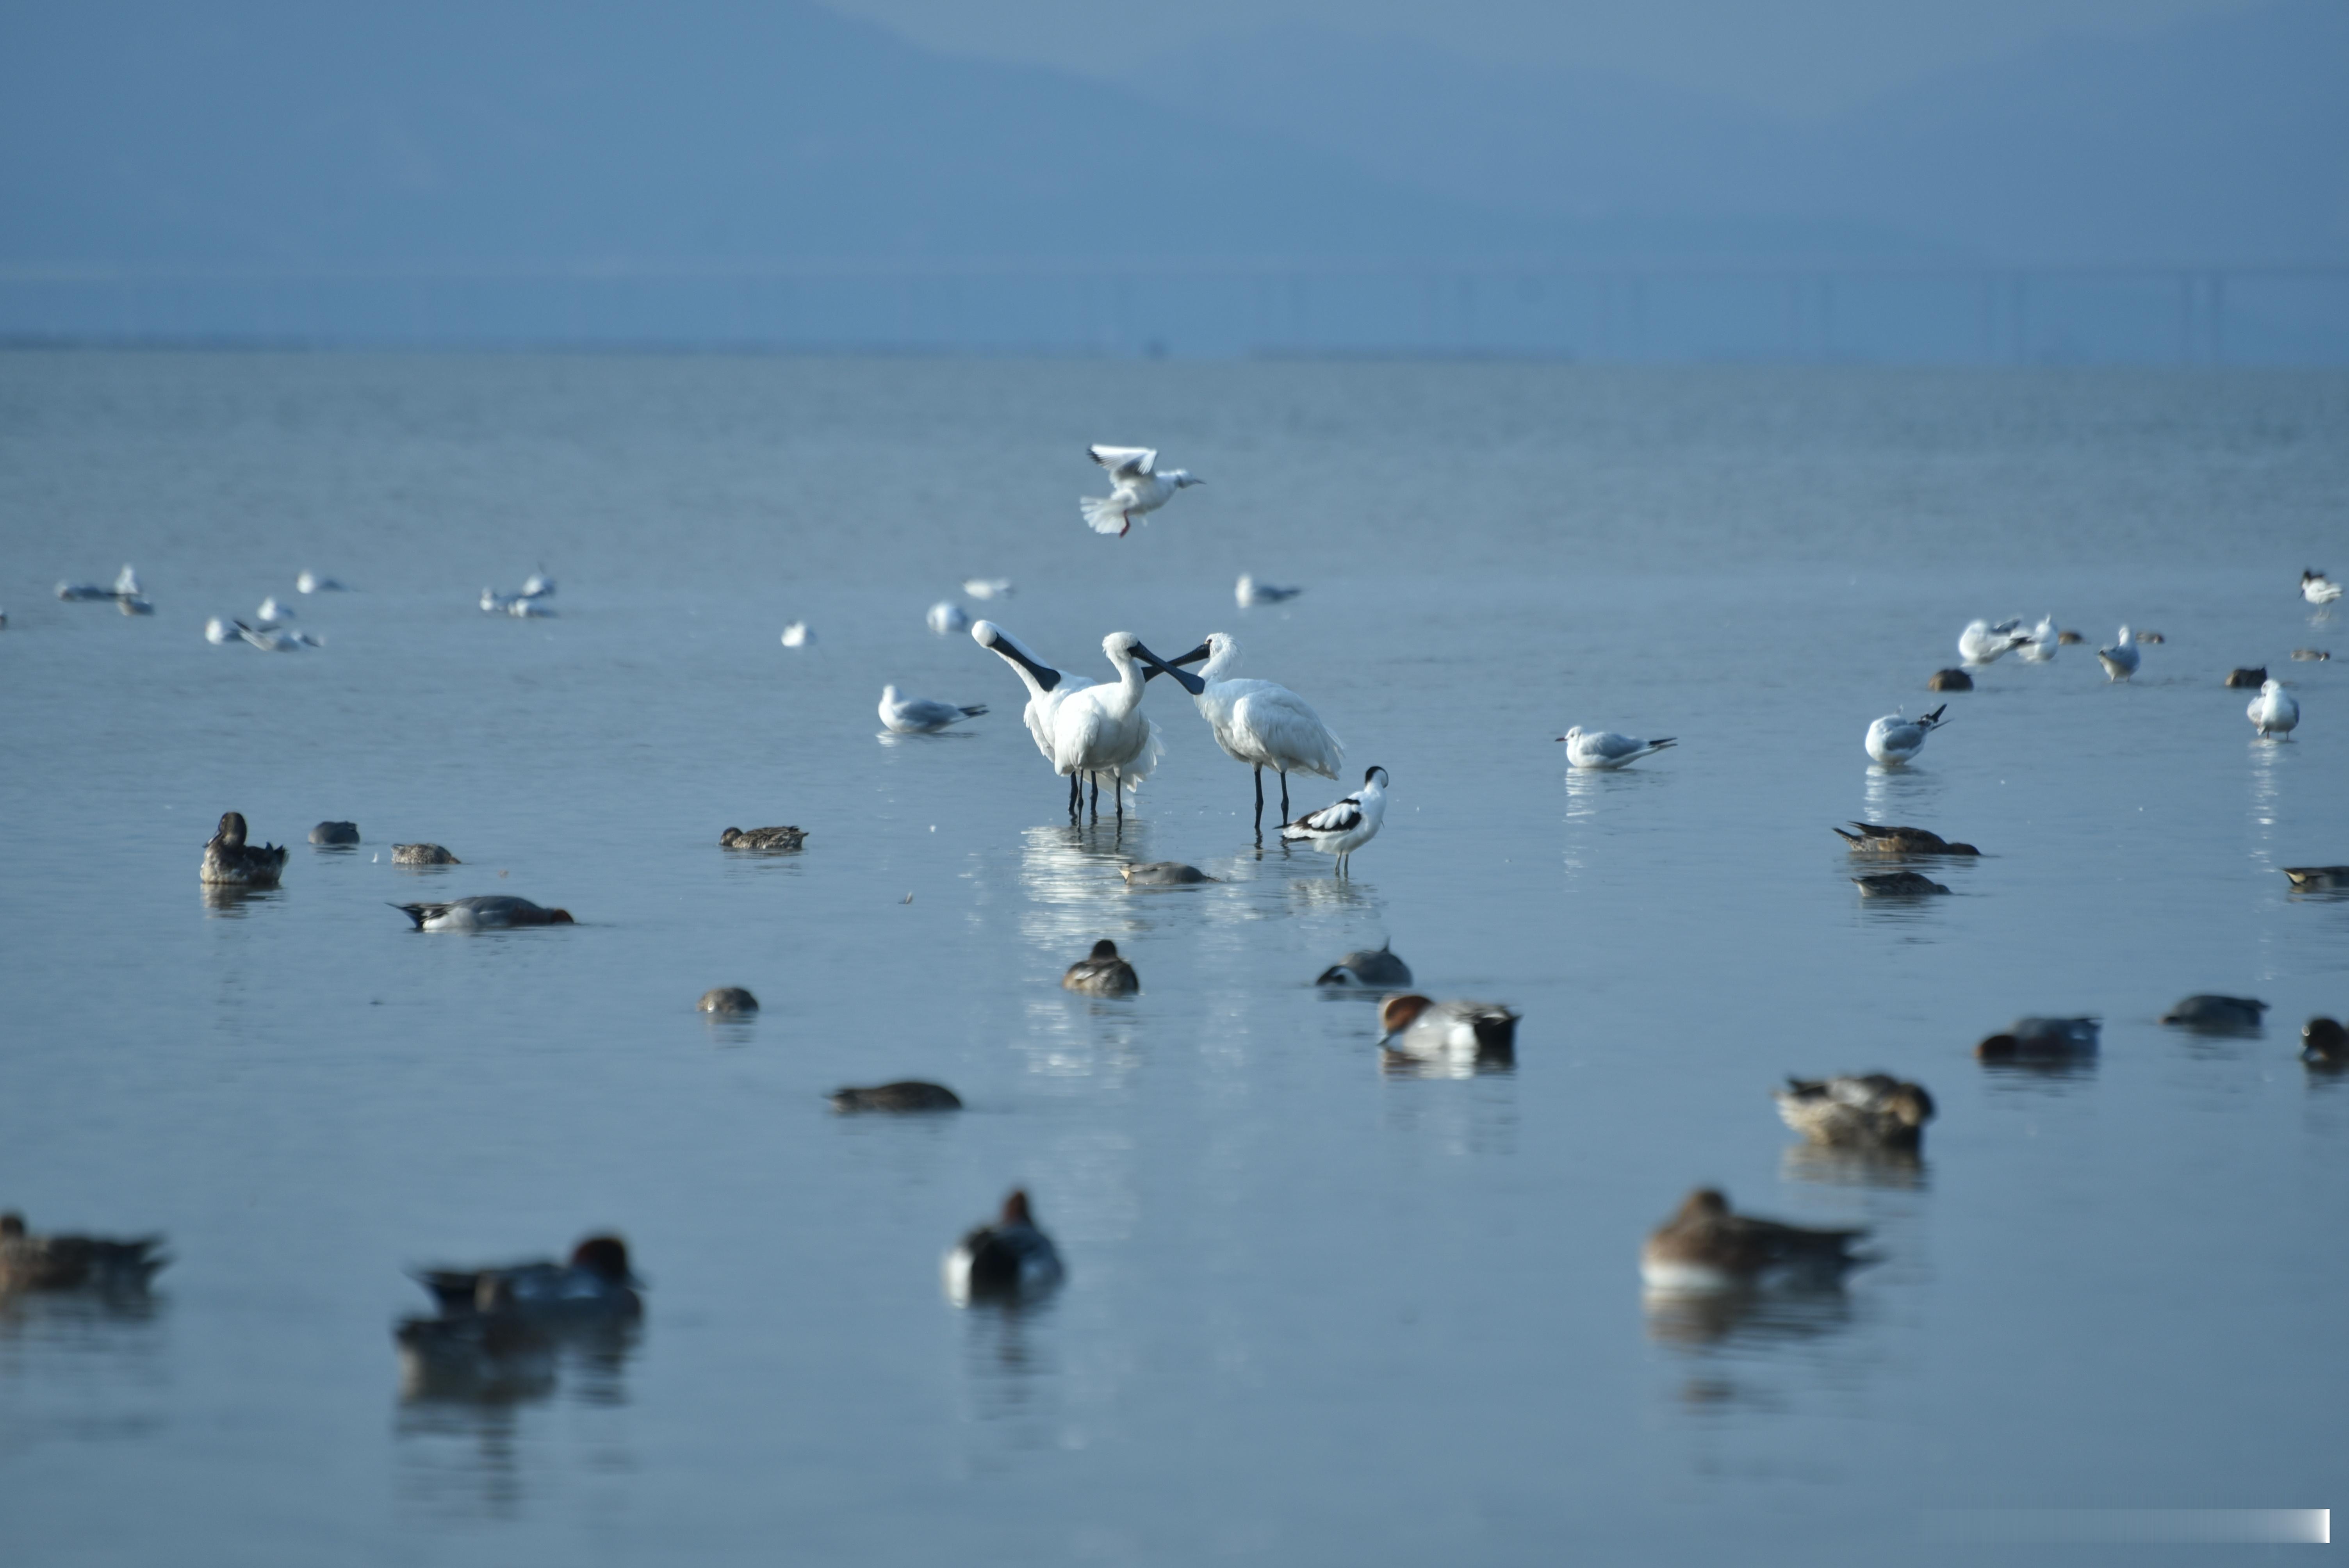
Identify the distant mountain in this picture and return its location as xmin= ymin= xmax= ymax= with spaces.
xmin=1123 ymin=0 xmax=2349 ymax=264
xmin=0 ymin=0 xmax=1932 ymax=269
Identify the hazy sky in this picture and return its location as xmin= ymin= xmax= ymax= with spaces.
xmin=816 ymin=0 xmax=2257 ymax=115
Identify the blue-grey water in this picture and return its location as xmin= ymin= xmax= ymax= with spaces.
xmin=2 ymin=352 xmax=2345 ymax=1564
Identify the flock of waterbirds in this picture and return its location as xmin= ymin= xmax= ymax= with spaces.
xmin=15 ymin=454 xmax=2345 ymax=1388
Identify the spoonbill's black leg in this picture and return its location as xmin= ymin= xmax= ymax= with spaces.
xmin=1252 ymin=768 xmax=1264 ymax=836
xmin=1089 ymin=775 xmax=1099 ymax=823
xmin=1280 ymin=771 xmax=1291 ymax=823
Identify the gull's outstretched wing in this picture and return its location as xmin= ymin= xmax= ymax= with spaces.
xmin=1088 ymin=445 xmax=1156 ymax=479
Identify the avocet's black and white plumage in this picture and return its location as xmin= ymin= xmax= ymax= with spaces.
xmin=1557 ymin=728 xmax=1677 ymax=770
xmin=2302 ymin=569 xmax=2343 ymax=605
xmin=1281 ymin=766 xmax=1387 ymax=876
xmin=1957 ymin=618 xmax=2029 ymax=665
xmin=1149 ymin=634 xmax=1342 ymax=832
xmin=943 ymin=1190 xmax=1063 ymax=1305
xmin=1082 ymin=445 xmax=1201 ymax=537
xmin=1864 ymin=706 xmax=1945 ymax=765
xmin=879 ymin=685 xmax=987 ymax=735
xmin=2097 ymin=626 xmax=2141 ymax=681
xmin=971 ymin=621 xmax=1168 ymax=816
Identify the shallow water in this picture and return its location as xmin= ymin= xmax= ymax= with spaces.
xmin=2 ymin=352 xmax=2346 ymax=1564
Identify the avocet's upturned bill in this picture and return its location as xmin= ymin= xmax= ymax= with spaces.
xmin=1281 ymin=766 xmax=1388 ymax=877
xmin=878 ymin=686 xmax=987 ymax=734
xmin=1082 ymin=445 xmax=1201 ymax=537
xmin=2248 ymin=679 xmax=2300 ymax=738
xmin=1146 ymin=633 xmax=1342 ymax=832
xmin=1558 ymin=728 xmax=1677 ymax=770
xmin=2097 ymin=625 xmax=2141 ymax=681
xmin=1235 ymin=575 xmax=1301 ymax=607
xmin=1958 ymin=618 xmax=2029 ymax=665
xmin=1864 ymin=706 xmax=1946 ymax=766
xmin=2302 ymin=569 xmax=2343 ymax=605
xmin=971 ymin=620 xmax=1173 ymax=815
xmin=1047 ymin=633 xmax=1179 ymax=823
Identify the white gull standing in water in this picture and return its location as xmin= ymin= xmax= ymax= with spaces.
xmin=1281 ymin=766 xmax=1388 ymax=877
xmin=1145 ymin=633 xmax=1342 ymax=833
xmin=2097 ymin=626 xmax=2141 ymax=681
xmin=1865 ymin=706 xmax=1946 ymax=766
xmin=2014 ymin=614 xmax=2059 ymax=663
xmin=1558 ymin=728 xmax=1677 ymax=770
xmin=2247 ymin=679 xmax=2299 ymax=738
xmin=878 ymin=686 xmax=987 ymax=735
xmin=1082 ymin=445 xmax=1202 ymax=537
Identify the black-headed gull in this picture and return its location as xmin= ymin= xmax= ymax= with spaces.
xmin=235 ymin=620 xmax=321 ymax=650
xmin=962 ymin=578 xmax=1013 ymax=600
xmin=1281 ymin=766 xmax=1388 ymax=877
xmin=1557 ymin=727 xmax=1676 ymax=770
xmin=926 ymin=601 xmax=970 ymax=634
xmin=520 ymin=569 xmax=555 ymax=599
xmin=2302 ymin=569 xmax=2343 ymax=605
xmin=256 ymin=596 xmax=294 ymax=626
xmin=879 ymin=686 xmax=987 ymax=734
xmin=1958 ymin=618 xmax=2029 ymax=665
xmin=1864 ymin=706 xmax=1946 ymax=765
xmin=2014 ymin=614 xmax=2059 ymax=663
xmin=780 ymin=621 xmax=811 ymax=648
xmin=2247 ymin=679 xmax=2299 ymax=738
xmin=1082 ymin=445 xmax=1201 ymax=537
xmin=1145 ymin=633 xmax=1341 ymax=832
xmin=296 ymin=571 xmax=347 ymax=593
xmin=2097 ymin=626 xmax=2140 ymax=681
xmin=943 ymin=1190 xmax=1063 ymax=1306
xmin=1235 ymin=574 xmax=1301 ymax=607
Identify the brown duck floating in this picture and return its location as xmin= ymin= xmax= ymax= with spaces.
xmin=0 ymin=1212 xmax=168 ymax=1293
xmin=1774 ymin=1074 xmax=1936 ymax=1150
xmin=720 ymin=826 xmax=807 ymax=851
xmin=1639 ymin=1189 xmax=1867 ymax=1291
xmin=697 ymin=987 xmax=759 ymax=1014
xmin=830 ymin=1081 xmax=963 ymax=1112
xmin=1834 ymin=822 xmax=1980 ymax=856
xmin=200 ymin=811 xmax=286 ymax=887
xmin=391 ymin=843 xmax=461 ymax=865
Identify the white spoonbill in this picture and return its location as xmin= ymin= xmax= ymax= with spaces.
xmin=879 ymin=686 xmax=987 ymax=734
xmin=1958 ymin=618 xmax=2028 ymax=665
xmin=1082 ymin=445 xmax=1202 ymax=537
xmin=1281 ymin=766 xmax=1388 ymax=877
xmin=1048 ymin=633 xmax=1183 ymax=824
xmin=2248 ymin=679 xmax=2299 ymax=738
xmin=2097 ymin=626 xmax=2140 ymax=681
xmin=971 ymin=620 xmax=1169 ymax=816
xmin=1864 ymin=706 xmax=1946 ymax=766
xmin=1557 ymin=728 xmax=1676 ymax=770
xmin=1147 ymin=633 xmax=1342 ymax=833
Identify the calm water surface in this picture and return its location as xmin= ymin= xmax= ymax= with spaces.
xmin=2 ymin=352 xmax=2346 ymax=1564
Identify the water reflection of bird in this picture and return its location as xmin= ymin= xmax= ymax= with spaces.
xmin=944 ymin=1190 xmax=1063 ymax=1305
xmin=200 ymin=811 xmax=287 ymax=887
xmin=1775 ymin=1074 xmax=1935 ymax=1150
xmin=0 ymin=1212 xmax=168 ymax=1294
xmin=1852 ymin=871 xmax=1949 ymax=896
xmin=1639 ymin=1189 xmax=1866 ymax=1292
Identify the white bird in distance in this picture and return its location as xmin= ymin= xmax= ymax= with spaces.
xmin=1082 ymin=445 xmax=1202 ymax=537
